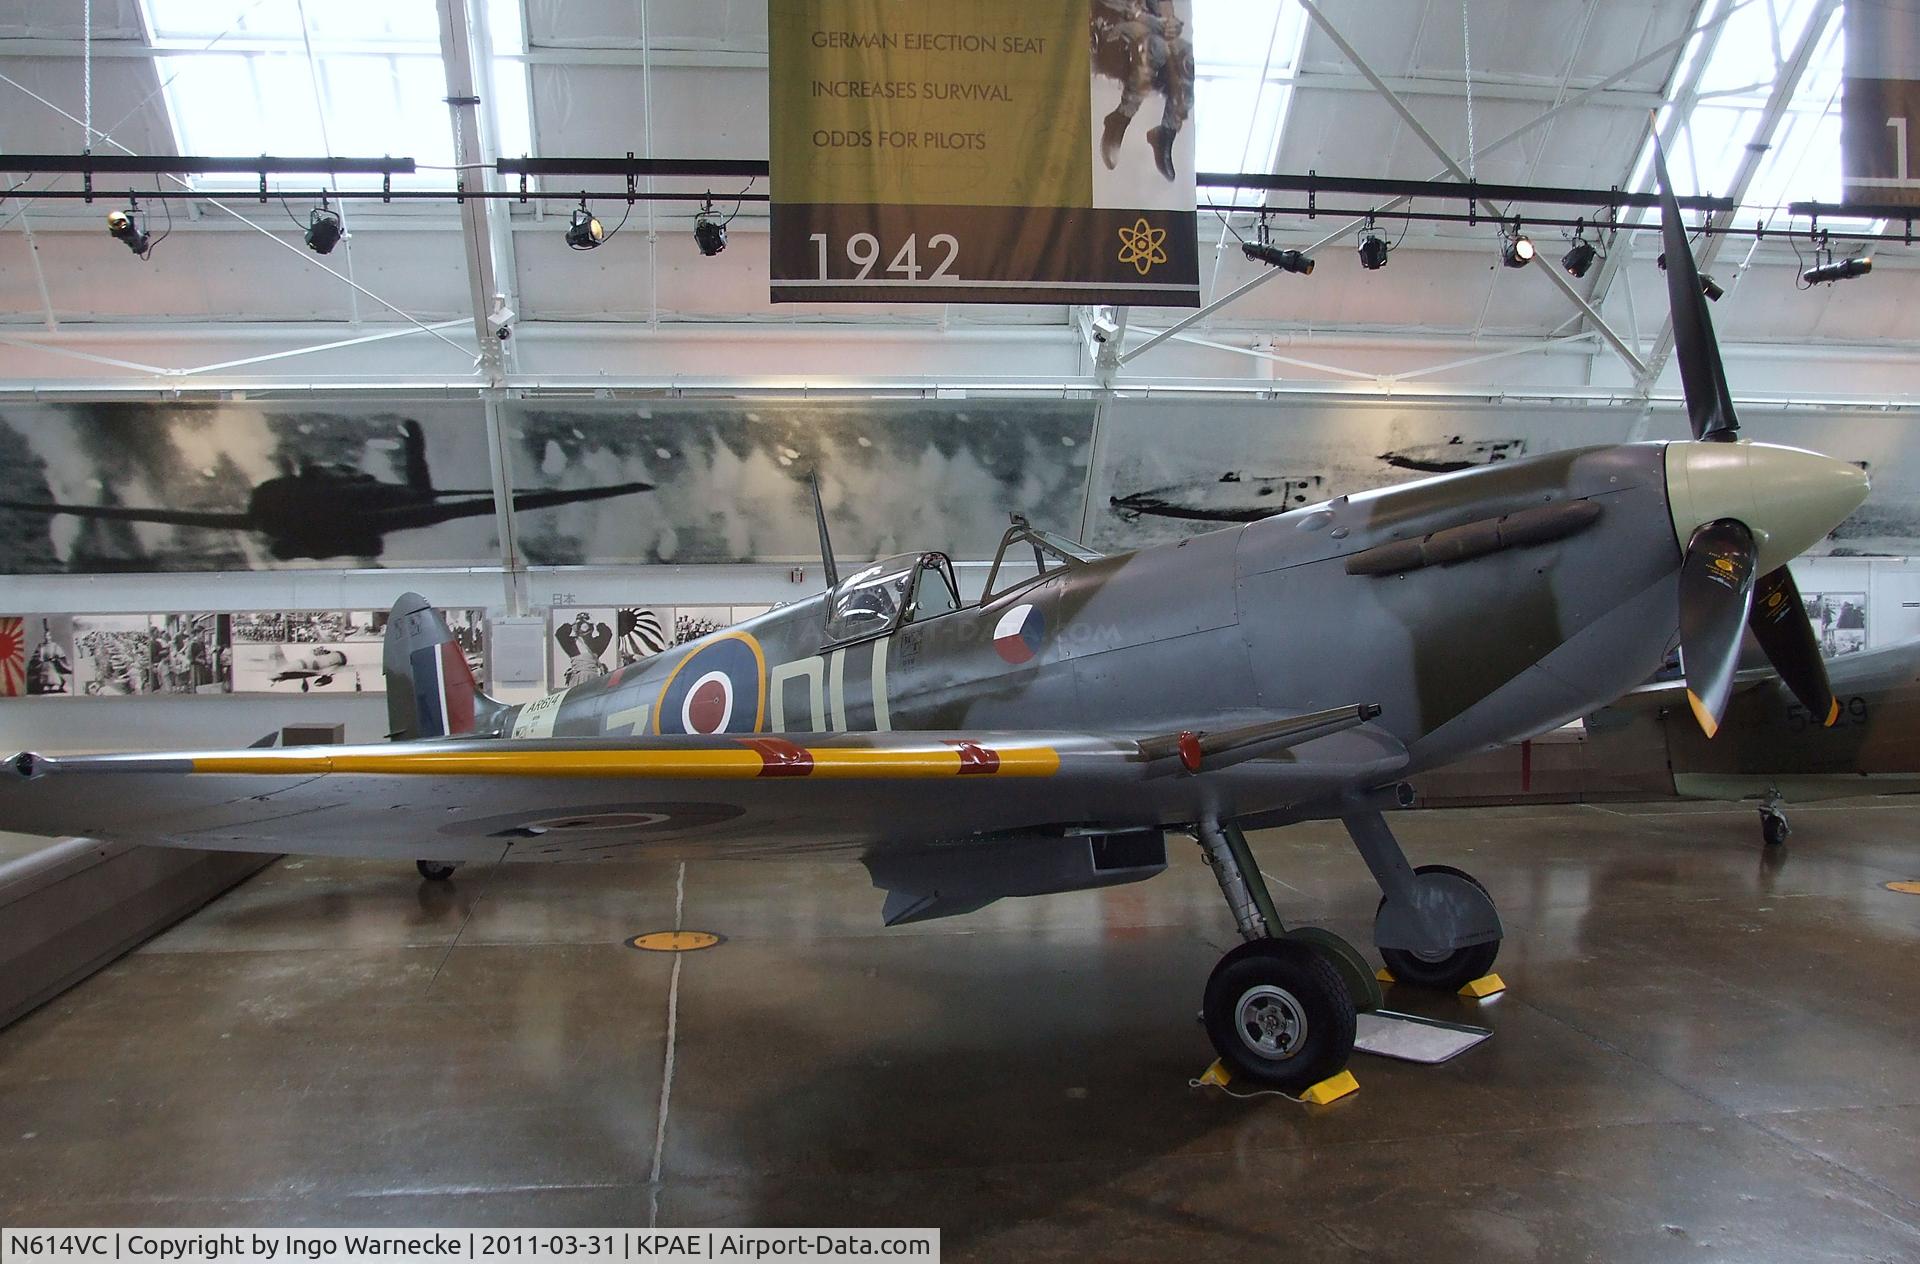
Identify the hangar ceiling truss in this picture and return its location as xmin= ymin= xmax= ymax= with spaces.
xmin=0 ymin=0 xmax=1914 ymax=404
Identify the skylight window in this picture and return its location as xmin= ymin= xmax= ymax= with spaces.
xmin=1627 ymin=0 xmax=1853 ymax=225
xmin=1192 ymin=0 xmax=1311 ymax=202
xmin=138 ymin=0 xmax=532 ymax=191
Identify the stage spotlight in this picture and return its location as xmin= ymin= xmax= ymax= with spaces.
xmin=305 ymin=204 xmax=343 ymax=255
xmin=1802 ymin=255 xmax=1871 ymax=285
xmin=1561 ymin=238 xmax=1596 ymax=278
xmin=693 ymin=198 xmax=727 ymax=257
xmin=106 ymin=206 xmax=149 ymax=256
xmin=1655 ymin=252 xmax=1726 ymax=299
xmin=1357 ymin=234 xmax=1390 ymax=270
xmin=1243 ymin=240 xmax=1314 ymax=273
xmin=1500 ymin=227 xmax=1535 ymax=269
xmin=565 ymin=199 xmax=604 ymax=251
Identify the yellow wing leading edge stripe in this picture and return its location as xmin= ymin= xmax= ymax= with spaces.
xmin=189 ymin=742 xmax=1062 ymax=780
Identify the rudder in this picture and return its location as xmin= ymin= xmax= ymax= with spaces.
xmin=383 ymin=593 xmax=496 ymax=739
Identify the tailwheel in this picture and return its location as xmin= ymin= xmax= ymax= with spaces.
xmin=1761 ymin=809 xmax=1790 ymax=848
xmin=1376 ymin=863 xmax=1501 ymax=991
xmin=1203 ymin=938 xmax=1355 ymax=1092
xmin=416 ymin=859 xmax=459 ymax=882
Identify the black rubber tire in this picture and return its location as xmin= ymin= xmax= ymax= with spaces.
xmin=1203 ymin=938 xmax=1356 ymax=1093
xmin=416 ymin=860 xmax=458 ymax=882
xmin=1376 ymin=863 xmax=1501 ymax=991
xmin=1761 ymin=813 xmax=1790 ymax=848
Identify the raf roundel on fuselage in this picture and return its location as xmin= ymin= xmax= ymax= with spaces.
xmin=654 ymin=632 xmax=768 ymax=734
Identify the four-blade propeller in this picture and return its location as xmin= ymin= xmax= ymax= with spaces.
xmin=1652 ymin=134 xmax=1842 ymax=737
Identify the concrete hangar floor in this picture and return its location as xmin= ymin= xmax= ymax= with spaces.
xmin=3 ymin=799 xmax=1919 ymax=1260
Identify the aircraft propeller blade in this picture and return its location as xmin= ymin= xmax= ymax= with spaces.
xmin=1678 ymin=518 xmax=1759 ymax=738
xmin=1748 ymin=565 xmax=1840 ymax=726
xmin=1652 ymin=128 xmax=1739 ymax=442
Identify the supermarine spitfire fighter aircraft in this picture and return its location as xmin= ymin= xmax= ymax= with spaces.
xmin=0 ymin=145 xmax=1874 ymax=1091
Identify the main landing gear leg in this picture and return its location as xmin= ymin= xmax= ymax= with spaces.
xmin=1343 ymin=808 xmax=1503 ymax=992
xmin=1193 ymin=819 xmax=1355 ymax=1092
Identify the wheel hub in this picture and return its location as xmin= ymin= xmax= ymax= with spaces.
xmin=1234 ymin=984 xmax=1308 ymax=1059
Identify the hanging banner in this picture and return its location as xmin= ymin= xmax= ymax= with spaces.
xmin=1843 ymin=0 xmax=1920 ymax=206
xmin=768 ymin=0 xmax=1200 ymax=305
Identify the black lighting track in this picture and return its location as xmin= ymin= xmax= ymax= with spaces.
xmin=5 ymin=154 xmax=417 ymax=174
xmin=1238 ymin=202 xmax=1900 ymax=244
xmin=18 ymin=189 xmax=770 ymax=204
xmin=497 ymin=157 xmax=768 ymax=178
xmin=1789 ymin=200 xmax=1920 ymax=222
xmin=6 ymin=152 xmax=1905 ymax=240
xmin=1198 ymin=171 xmax=1733 ymax=213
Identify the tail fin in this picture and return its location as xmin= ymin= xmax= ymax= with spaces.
xmin=383 ymin=593 xmax=498 ymax=740
xmin=401 ymin=420 xmax=432 ymax=494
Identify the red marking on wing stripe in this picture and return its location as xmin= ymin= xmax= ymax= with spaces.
xmin=738 ymin=737 xmax=815 ymax=777
xmin=944 ymin=740 xmax=1002 ymax=775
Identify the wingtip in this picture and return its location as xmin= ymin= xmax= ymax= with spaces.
xmin=1686 ymin=690 xmax=1721 ymax=739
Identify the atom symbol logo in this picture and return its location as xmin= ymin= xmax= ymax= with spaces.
xmin=1116 ymin=216 xmax=1168 ymax=276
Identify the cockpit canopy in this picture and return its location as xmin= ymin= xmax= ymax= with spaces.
xmin=823 ymin=551 xmax=961 ymax=645
xmin=981 ymin=519 xmax=1102 ymax=602
xmin=818 ymin=522 xmax=1101 ymax=647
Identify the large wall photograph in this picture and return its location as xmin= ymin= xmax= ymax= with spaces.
xmin=1087 ymin=399 xmax=1634 ymax=551
xmin=0 ymin=401 xmax=507 ymax=573
xmin=1091 ymin=399 xmax=1915 ymax=556
xmin=3 ymin=396 xmax=1914 ymax=574
xmin=507 ymin=399 xmax=1097 ymax=564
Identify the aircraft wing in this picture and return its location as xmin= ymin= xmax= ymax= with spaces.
xmin=1601 ymin=667 xmax=1778 ymax=714
xmin=368 ymin=483 xmax=655 ymax=532
xmin=0 ymin=709 xmax=1404 ymax=866
xmin=0 ymin=499 xmax=254 ymax=529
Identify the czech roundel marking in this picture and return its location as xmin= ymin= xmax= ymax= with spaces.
xmin=992 ymin=604 xmax=1044 ymax=665
xmin=655 ymin=632 xmax=767 ymax=734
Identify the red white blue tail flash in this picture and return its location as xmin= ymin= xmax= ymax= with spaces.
xmin=409 ymin=640 xmax=478 ymax=738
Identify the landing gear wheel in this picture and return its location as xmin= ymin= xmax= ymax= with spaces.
xmin=1203 ymin=938 xmax=1355 ymax=1093
xmin=1376 ymin=863 xmax=1501 ymax=991
xmin=416 ymin=860 xmax=459 ymax=882
xmin=1761 ymin=811 xmax=1790 ymax=848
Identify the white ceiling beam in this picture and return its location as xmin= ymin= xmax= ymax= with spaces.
xmin=434 ymin=0 xmax=512 ymax=383
xmin=5 ymin=195 xmax=58 ymax=330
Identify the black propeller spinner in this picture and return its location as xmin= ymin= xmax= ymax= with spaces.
xmin=1654 ymin=133 xmax=1840 ymax=736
